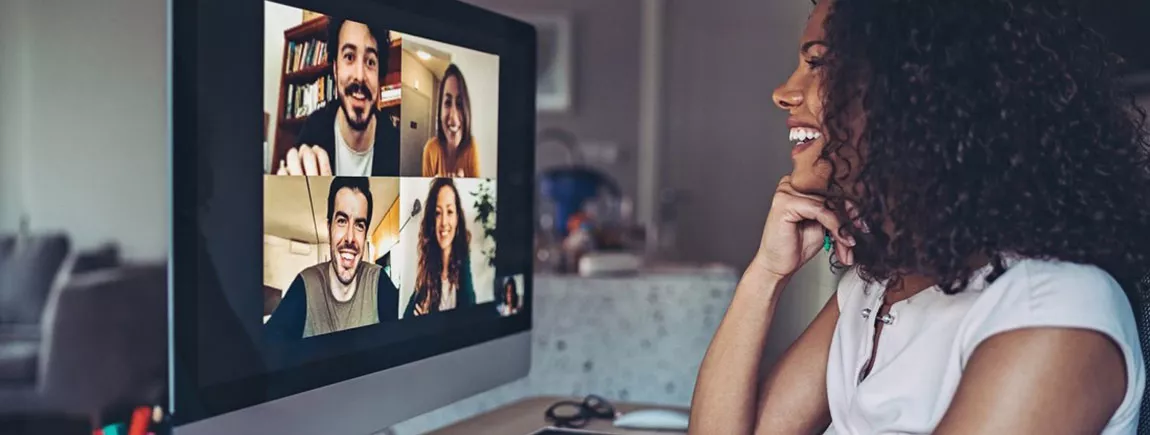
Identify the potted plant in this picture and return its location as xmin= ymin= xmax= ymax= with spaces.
xmin=472 ymin=179 xmax=497 ymax=268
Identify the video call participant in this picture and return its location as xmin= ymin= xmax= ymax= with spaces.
xmin=421 ymin=64 xmax=480 ymax=178
xmin=266 ymin=177 xmax=399 ymax=339
xmin=277 ymin=18 xmax=400 ymax=177
xmin=404 ymin=178 xmax=477 ymax=317
xmin=496 ymin=276 xmax=519 ymax=316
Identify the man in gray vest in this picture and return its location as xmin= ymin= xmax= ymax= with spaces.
xmin=265 ymin=177 xmax=399 ymax=339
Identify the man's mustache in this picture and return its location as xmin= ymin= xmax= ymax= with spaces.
xmin=344 ymin=81 xmax=374 ymax=102
xmin=336 ymin=241 xmax=359 ymax=254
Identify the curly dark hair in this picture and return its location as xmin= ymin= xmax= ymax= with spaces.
xmin=815 ymin=0 xmax=1150 ymax=298
xmin=413 ymin=178 xmax=471 ymax=312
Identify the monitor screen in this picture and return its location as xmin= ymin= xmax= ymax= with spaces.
xmin=171 ymin=0 xmax=535 ymax=426
xmin=261 ymin=2 xmax=508 ymax=335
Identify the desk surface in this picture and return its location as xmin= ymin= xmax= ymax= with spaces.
xmin=426 ymin=396 xmax=689 ymax=435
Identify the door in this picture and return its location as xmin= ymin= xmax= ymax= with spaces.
xmin=399 ymin=85 xmax=433 ymax=177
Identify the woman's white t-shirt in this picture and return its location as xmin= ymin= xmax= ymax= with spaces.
xmin=825 ymin=259 xmax=1145 ymax=434
xmin=439 ymin=280 xmax=457 ymax=311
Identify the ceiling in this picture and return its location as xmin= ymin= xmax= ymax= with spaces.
xmin=402 ymin=40 xmax=452 ymax=78
xmin=264 ymin=176 xmax=399 ymax=243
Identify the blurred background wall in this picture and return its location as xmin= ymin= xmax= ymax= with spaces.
xmin=0 ymin=0 xmax=1148 ymax=372
xmin=0 ymin=0 xmax=169 ymax=261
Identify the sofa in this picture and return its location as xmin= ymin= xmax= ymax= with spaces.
xmin=0 ymin=233 xmax=71 ymax=385
xmin=0 ymin=233 xmax=166 ymax=419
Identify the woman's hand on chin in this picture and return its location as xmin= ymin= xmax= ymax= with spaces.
xmin=753 ymin=175 xmax=854 ymax=282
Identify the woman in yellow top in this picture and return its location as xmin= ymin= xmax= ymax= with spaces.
xmin=422 ymin=64 xmax=481 ymax=178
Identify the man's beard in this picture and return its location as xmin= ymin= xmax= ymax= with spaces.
xmin=332 ymin=240 xmax=361 ymax=286
xmin=341 ymin=81 xmax=376 ymax=132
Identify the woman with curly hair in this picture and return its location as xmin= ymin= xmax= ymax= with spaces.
xmin=690 ymin=0 xmax=1150 ymax=433
xmin=404 ymin=178 xmax=476 ymax=317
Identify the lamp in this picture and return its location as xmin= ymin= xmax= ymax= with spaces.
xmin=398 ymin=199 xmax=423 ymax=235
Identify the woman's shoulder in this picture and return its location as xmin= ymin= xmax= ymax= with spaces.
xmin=966 ymin=257 xmax=1140 ymax=355
xmin=981 ymin=258 xmax=1130 ymax=317
xmin=423 ymin=137 xmax=441 ymax=151
xmin=964 ymin=258 xmax=1145 ymax=426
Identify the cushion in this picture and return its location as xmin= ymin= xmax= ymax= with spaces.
xmin=71 ymin=243 xmax=120 ymax=275
xmin=0 ymin=235 xmax=13 ymax=284
xmin=0 ymin=234 xmax=70 ymax=325
xmin=0 ymin=235 xmax=13 ymax=259
xmin=0 ymin=341 xmax=38 ymax=385
xmin=0 ymin=324 xmax=41 ymax=342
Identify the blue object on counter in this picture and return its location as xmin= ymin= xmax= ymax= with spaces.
xmin=540 ymin=166 xmax=620 ymax=238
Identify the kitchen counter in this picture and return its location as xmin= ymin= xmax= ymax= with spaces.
xmin=389 ymin=268 xmax=740 ymax=435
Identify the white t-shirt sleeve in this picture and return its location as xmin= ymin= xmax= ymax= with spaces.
xmin=961 ymin=260 xmax=1145 ymax=429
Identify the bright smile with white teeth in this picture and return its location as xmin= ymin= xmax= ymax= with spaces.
xmin=789 ymin=127 xmax=823 ymax=146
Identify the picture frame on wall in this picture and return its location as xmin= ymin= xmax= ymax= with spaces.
xmin=518 ymin=14 xmax=574 ymax=113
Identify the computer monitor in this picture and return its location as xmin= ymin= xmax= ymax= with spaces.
xmin=170 ymin=0 xmax=536 ymax=432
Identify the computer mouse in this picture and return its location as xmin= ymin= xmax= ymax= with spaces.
xmin=613 ymin=409 xmax=690 ymax=431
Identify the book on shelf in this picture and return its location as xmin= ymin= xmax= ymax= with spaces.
xmin=285 ymin=39 xmax=329 ymax=74
xmin=284 ymin=74 xmax=338 ymax=122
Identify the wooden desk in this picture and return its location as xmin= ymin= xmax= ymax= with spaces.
xmin=426 ymin=396 xmax=689 ymax=435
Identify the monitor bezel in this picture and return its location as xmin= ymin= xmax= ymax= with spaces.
xmin=170 ymin=0 xmax=536 ymax=426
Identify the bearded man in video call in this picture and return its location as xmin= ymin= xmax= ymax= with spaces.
xmin=277 ymin=18 xmax=400 ymax=176
xmin=265 ymin=177 xmax=399 ymax=339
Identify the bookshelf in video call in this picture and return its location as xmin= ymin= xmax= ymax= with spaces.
xmin=273 ymin=14 xmax=403 ymax=174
